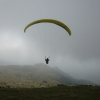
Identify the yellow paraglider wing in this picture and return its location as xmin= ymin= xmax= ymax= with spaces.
xmin=24 ymin=19 xmax=71 ymax=36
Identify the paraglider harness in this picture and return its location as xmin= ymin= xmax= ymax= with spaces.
xmin=45 ymin=56 xmax=50 ymax=64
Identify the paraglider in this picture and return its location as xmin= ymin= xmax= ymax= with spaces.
xmin=45 ymin=56 xmax=50 ymax=64
xmin=24 ymin=19 xmax=71 ymax=64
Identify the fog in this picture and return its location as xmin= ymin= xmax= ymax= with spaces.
xmin=0 ymin=0 xmax=100 ymax=84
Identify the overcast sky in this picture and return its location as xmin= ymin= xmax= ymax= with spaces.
xmin=0 ymin=0 xmax=100 ymax=84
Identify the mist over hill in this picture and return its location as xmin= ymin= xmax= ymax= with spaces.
xmin=0 ymin=63 xmax=96 ymax=88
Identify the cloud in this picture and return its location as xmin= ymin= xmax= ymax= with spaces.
xmin=0 ymin=0 xmax=100 ymax=84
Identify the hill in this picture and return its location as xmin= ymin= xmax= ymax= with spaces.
xmin=0 ymin=63 xmax=96 ymax=88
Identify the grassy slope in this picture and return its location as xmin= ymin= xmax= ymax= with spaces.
xmin=0 ymin=64 xmax=96 ymax=88
xmin=0 ymin=65 xmax=61 ymax=88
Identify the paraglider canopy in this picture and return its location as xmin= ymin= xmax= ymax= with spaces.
xmin=24 ymin=19 xmax=71 ymax=36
